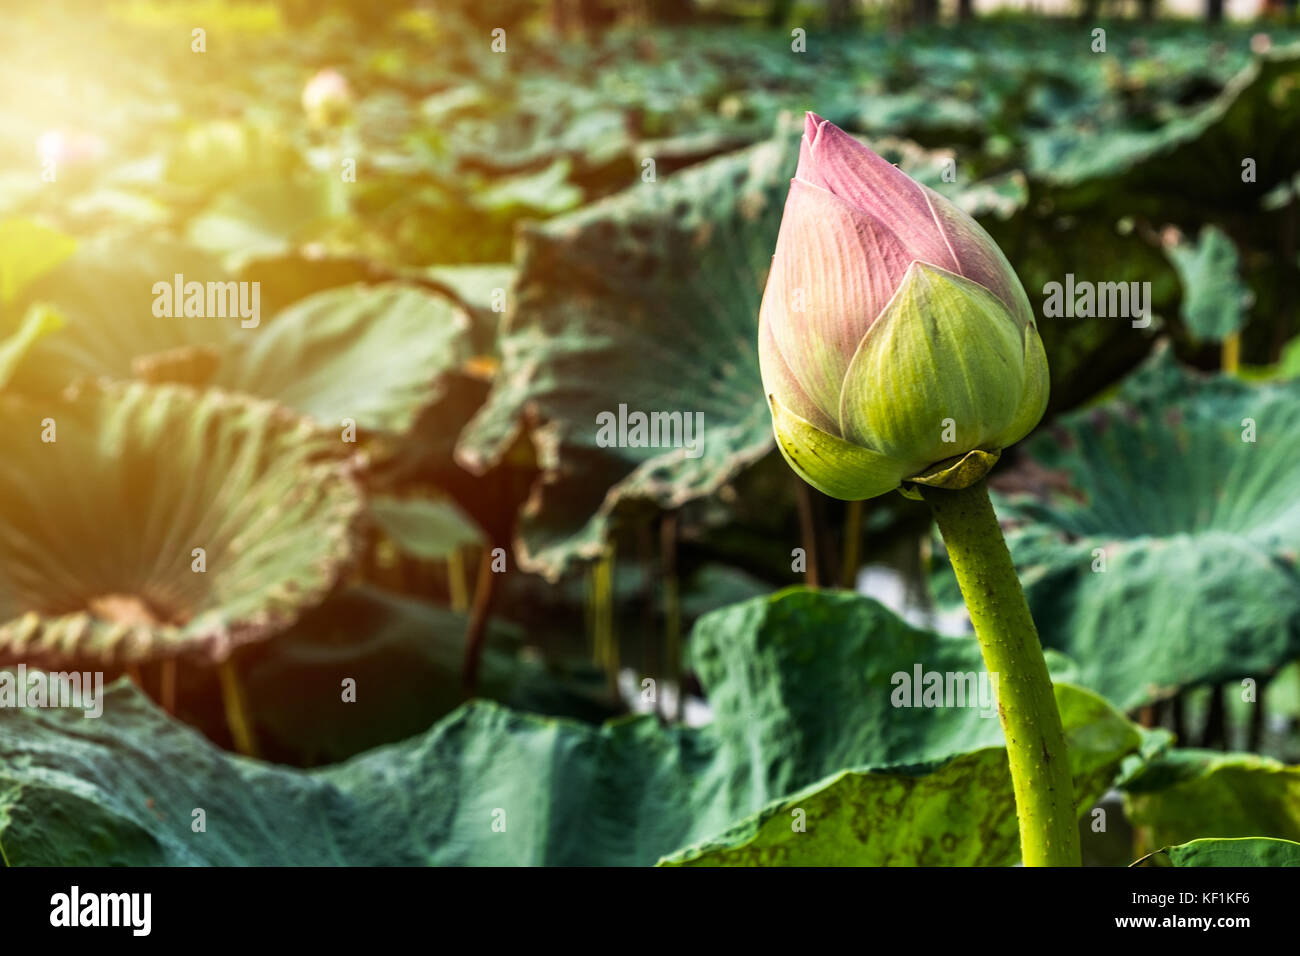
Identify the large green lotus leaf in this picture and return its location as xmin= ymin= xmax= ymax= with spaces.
xmin=1164 ymin=837 xmax=1300 ymax=867
xmin=4 ymin=236 xmax=239 ymax=396
xmin=423 ymin=263 xmax=515 ymax=316
xmin=689 ymin=589 xmax=1046 ymax=777
xmin=472 ymin=159 xmax=584 ymax=217
xmin=957 ymin=349 xmax=1300 ymax=710
xmin=0 ymin=588 xmax=1140 ymax=865
xmin=368 ymin=494 xmax=483 ymax=560
xmin=0 ymin=219 xmax=76 ymax=308
xmin=1164 ymin=225 xmax=1251 ymax=343
xmin=211 ymin=284 xmax=472 ymax=435
xmin=454 ymin=137 xmax=796 ymax=580
xmin=660 ymin=679 xmax=1138 ymax=866
xmin=0 ymin=381 xmax=363 ymax=667
xmin=446 ymin=94 xmax=632 ymax=179
xmin=8 ymin=238 xmax=471 ymax=436
xmin=422 ymin=263 xmax=515 ymax=355
xmin=1028 ymin=44 xmax=1300 ymax=214
xmin=184 ymin=176 xmax=346 ymax=269
xmin=1122 ymin=750 xmax=1300 ymax=849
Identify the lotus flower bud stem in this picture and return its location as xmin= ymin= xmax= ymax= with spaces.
xmin=160 ymin=659 xmax=177 ymax=716
xmin=921 ymin=479 xmax=1081 ymax=867
xmin=793 ymin=480 xmax=822 ymax=588
xmin=1221 ymin=332 xmax=1241 ymax=374
xmin=462 ymin=543 xmax=505 ymax=693
xmin=661 ymin=513 xmax=683 ymax=721
xmin=839 ymin=499 xmax=863 ymax=590
xmin=217 ymin=659 xmax=261 ymax=758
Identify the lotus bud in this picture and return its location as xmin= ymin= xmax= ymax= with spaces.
xmin=302 ymin=68 xmax=353 ymax=128
xmin=759 ymin=113 xmax=1048 ymax=500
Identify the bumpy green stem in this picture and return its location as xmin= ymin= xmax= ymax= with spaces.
xmin=920 ymin=478 xmax=1081 ymax=867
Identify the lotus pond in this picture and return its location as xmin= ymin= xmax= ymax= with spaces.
xmin=1 ymin=1 xmax=1300 ymax=869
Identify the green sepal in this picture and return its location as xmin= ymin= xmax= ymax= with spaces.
xmin=988 ymin=324 xmax=1049 ymax=450
xmin=838 ymin=262 xmax=1027 ymax=473
xmin=905 ymin=448 xmax=1001 ymax=492
xmin=769 ymin=393 xmax=906 ymax=501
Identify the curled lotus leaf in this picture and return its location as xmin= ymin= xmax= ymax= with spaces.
xmin=211 ymin=283 xmax=472 ymax=435
xmin=5 ymin=237 xmax=237 ymax=397
xmin=8 ymin=238 xmax=472 ymax=438
xmin=1163 ymin=224 xmax=1251 ymax=344
xmin=0 ymin=381 xmax=364 ymax=667
xmin=455 ymin=137 xmax=798 ymax=580
xmin=1027 ymin=44 xmax=1300 ymax=216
